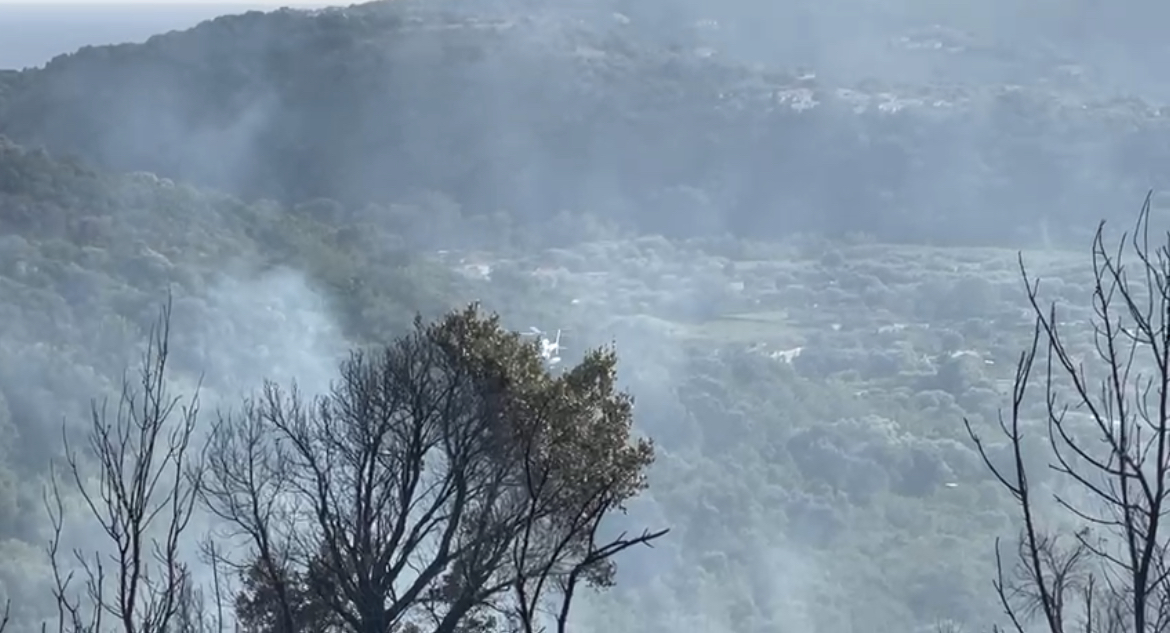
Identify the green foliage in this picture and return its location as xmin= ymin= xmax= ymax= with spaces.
xmin=0 ymin=130 xmax=1098 ymax=633
xmin=0 ymin=3 xmax=1164 ymax=247
xmin=0 ymin=4 xmax=1158 ymax=632
xmin=212 ymin=304 xmax=661 ymax=633
xmin=0 ymin=137 xmax=477 ymax=551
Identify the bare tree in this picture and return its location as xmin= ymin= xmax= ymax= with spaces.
xmin=44 ymin=297 xmax=206 ymax=633
xmin=202 ymin=305 xmax=667 ymax=633
xmin=967 ymin=192 xmax=1170 ymax=633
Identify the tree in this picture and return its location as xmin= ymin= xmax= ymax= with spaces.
xmin=201 ymin=304 xmax=667 ymax=633
xmin=43 ymin=296 xmax=207 ymax=633
xmin=966 ymin=192 xmax=1170 ymax=633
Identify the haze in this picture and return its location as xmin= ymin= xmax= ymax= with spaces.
xmin=2 ymin=1 xmax=1170 ymax=633
xmin=0 ymin=2 xmax=331 ymax=69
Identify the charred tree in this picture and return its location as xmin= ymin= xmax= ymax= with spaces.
xmin=44 ymin=297 xmax=206 ymax=633
xmin=968 ymin=192 xmax=1170 ymax=633
xmin=201 ymin=304 xmax=666 ymax=633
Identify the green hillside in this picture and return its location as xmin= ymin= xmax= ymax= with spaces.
xmin=0 ymin=132 xmax=1126 ymax=632
xmin=1 ymin=1 xmax=1168 ymax=246
xmin=0 ymin=1 xmax=1165 ymax=632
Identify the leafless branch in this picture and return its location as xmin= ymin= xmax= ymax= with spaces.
xmin=44 ymin=295 xmax=207 ymax=633
xmin=204 ymin=306 xmax=665 ymax=633
xmin=969 ymin=192 xmax=1170 ymax=633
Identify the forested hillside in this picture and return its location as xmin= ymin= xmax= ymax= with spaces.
xmin=0 ymin=131 xmax=1122 ymax=633
xmin=1 ymin=0 xmax=1169 ymax=246
xmin=0 ymin=135 xmax=472 ymax=482
xmin=2 ymin=1 xmax=1170 ymax=632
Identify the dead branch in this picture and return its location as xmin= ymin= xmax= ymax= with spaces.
xmin=970 ymin=192 xmax=1170 ymax=633
xmin=44 ymin=295 xmax=206 ymax=633
xmin=203 ymin=306 xmax=665 ymax=633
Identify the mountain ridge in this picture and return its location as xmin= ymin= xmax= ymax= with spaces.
xmin=1 ymin=0 xmax=1166 ymax=247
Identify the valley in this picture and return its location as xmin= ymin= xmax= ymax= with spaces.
xmin=0 ymin=1 xmax=1166 ymax=632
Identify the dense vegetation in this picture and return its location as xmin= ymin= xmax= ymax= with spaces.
xmin=2 ymin=1 xmax=1170 ymax=247
xmin=0 ymin=131 xmax=1121 ymax=632
xmin=3 ymin=1 xmax=1170 ymax=632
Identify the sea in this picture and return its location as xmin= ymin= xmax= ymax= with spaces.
xmin=0 ymin=3 xmax=327 ymax=71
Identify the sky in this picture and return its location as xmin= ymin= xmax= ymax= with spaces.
xmin=0 ymin=2 xmax=334 ymax=69
xmin=0 ymin=1 xmax=330 ymax=4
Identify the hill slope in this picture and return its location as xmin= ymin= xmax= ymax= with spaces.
xmin=0 ymin=136 xmax=1024 ymax=631
xmin=0 ymin=130 xmax=1133 ymax=633
xmin=0 ymin=3 xmax=1165 ymax=631
xmin=1 ymin=0 xmax=1169 ymax=247
xmin=0 ymin=134 xmax=474 ymax=486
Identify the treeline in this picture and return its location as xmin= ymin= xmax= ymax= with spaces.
xmin=0 ymin=2 xmax=1167 ymax=248
xmin=0 ymin=302 xmax=665 ymax=633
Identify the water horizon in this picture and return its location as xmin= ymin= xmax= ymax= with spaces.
xmin=0 ymin=3 xmax=330 ymax=70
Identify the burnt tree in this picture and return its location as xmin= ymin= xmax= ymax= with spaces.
xmin=968 ymin=193 xmax=1170 ymax=633
xmin=44 ymin=297 xmax=206 ymax=633
xmin=201 ymin=304 xmax=666 ymax=633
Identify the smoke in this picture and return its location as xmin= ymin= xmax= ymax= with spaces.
xmin=8 ymin=0 xmax=1170 ymax=631
xmin=169 ymin=262 xmax=350 ymax=402
xmin=7 ymin=0 xmax=1166 ymax=251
